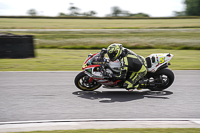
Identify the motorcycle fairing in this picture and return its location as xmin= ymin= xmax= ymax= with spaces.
xmin=82 ymin=53 xmax=121 ymax=87
xmin=147 ymin=53 xmax=174 ymax=72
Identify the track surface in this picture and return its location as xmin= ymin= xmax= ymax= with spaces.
xmin=0 ymin=71 xmax=200 ymax=122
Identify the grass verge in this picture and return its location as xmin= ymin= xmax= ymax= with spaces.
xmin=6 ymin=29 xmax=200 ymax=50
xmin=0 ymin=49 xmax=199 ymax=71
xmin=1 ymin=18 xmax=200 ymax=29
xmin=10 ymin=128 xmax=200 ymax=133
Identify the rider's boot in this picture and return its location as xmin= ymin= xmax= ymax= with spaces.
xmin=123 ymin=82 xmax=135 ymax=91
xmin=124 ymin=83 xmax=141 ymax=91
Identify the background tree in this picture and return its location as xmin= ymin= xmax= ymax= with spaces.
xmin=173 ymin=11 xmax=186 ymax=16
xmin=58 ymin=12 xmax=66 ymax=16
xmin=185 ymin=0 xmax=200 ymax=16
xmin=121 ymin=11 xmax=130 ymax=16
xmin=110 ymin=6 xmax=149 ymax=17
xmin=27 ymin=9 xmax=37 ymax=16
xmin=68 ymin=3 xmax=80 ymax=16
xmin=80 ymin=11 xmax=96 ymax=17
xmin=111 ymin=6 xmax=122 ymax=17
xmin=89 ymin=11 xmax=96 ymax=16
xmin=132 ymin=13 xmax=150 ymax=17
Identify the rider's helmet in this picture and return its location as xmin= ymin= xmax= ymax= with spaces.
xmin=107 ymin=43 xmax=123 ymax=61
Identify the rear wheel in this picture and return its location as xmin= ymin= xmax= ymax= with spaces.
xmin=74 ymin=72 xmax=102 ymax=91
xmin=148 ymin=68 xmax=174 ymax=91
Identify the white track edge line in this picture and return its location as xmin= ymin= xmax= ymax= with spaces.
xmin=1 ymin=118 xmax=200 ymax=125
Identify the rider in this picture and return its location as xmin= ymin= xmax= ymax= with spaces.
xmin=106 ymin=43 xmax=147 ymax=90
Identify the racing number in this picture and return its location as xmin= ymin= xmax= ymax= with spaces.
xmin=159 ymin=57 xmax=165 ymax=63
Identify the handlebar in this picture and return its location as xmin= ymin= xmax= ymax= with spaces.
xmin=100 ymin=48 xmax=107 ymax=58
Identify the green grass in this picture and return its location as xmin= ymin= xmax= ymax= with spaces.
xmin=1 ymin=18 xmax=200 ymax=50
xmin=1 ymin=18 xmax=200 ymax=29
xmin=0 ymin=49 xmax=199 ymax=71
xmin=0 ymin=18 xmax=199 ymax=70
xmin=7 ymin=29 xmax=200 ymax=50
xmin=10 ymin=128 xmax=200 ymax=133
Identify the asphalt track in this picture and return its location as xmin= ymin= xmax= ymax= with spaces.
xmin=0 ymin=71 xmax=200 ymax=131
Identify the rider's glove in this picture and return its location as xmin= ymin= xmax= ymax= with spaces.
xmin=101 ymin=48 xmax=107 ymax=54
xmin=100 ymin=48 xmax=107 ymax=58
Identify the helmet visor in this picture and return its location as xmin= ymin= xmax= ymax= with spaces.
xmin=108 ymin=51 xmax=118 ymax=61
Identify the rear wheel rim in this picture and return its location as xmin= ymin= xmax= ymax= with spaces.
xmin=149 ymin=74 xmax=170 ymax=90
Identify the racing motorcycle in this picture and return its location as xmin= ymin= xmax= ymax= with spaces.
xmin=74 ymin=49 xmax=174 ymax=91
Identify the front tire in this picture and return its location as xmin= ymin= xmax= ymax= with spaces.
xmin=148 ymin=68 xmax=174 ymax=91
xmin=74 ymin=72 xmax=102 ymax=91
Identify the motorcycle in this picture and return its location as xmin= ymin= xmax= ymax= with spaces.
xmin=74 ymin=49 xmax=174 ymax=91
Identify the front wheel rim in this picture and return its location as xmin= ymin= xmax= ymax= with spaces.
xmin=78 ymin=76 xmax=101 ymax=91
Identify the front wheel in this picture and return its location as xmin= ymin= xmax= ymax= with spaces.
xmin=147 ymin=68 xmax=174 ymax=91
xmin=74 ymin=72 xmax=102 ymax=91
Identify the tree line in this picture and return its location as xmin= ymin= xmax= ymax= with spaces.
xmin=27 ymin=3 xmax=149 ymax=17
xmin=27 ymin=0 xmax=200 ymax=17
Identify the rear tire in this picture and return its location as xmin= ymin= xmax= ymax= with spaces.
xmin=148 ymin=68 xmax=174 ymax=91
xmin=74 ymin=72 xmax=102 ymax=91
